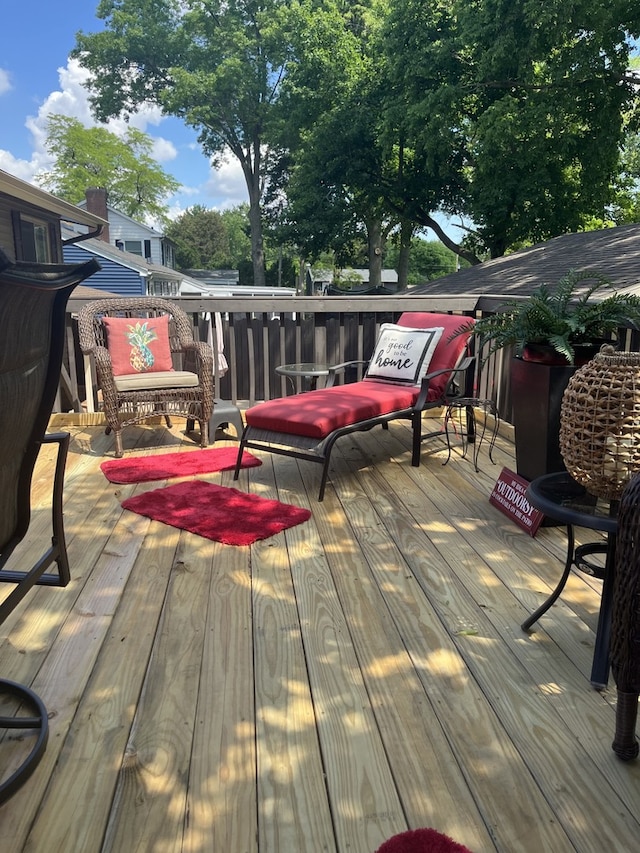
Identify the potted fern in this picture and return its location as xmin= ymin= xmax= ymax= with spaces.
xmin=454 ymin=270 xmax=640 ymax=481
xmin=458 ymin=270 xmax=640 ymax=366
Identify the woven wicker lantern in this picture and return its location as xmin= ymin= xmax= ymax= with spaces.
xmin=559 ymin=345 xmax=640 ymax=500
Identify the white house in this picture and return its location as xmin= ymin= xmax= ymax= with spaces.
xmin=77 ymin=188 xmax=176 ymax=268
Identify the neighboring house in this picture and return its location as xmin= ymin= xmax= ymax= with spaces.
xmin=181 ymin=269 xmax=241 ymax=289
xmin=179 ymin=276 xmax=296 ymax=299
xmin=72 ymin=192 xmax=262 ymax=298
xmin=62 ymin=225 xmax=197 ymax=298
xmin=328 ymin=268 xmax=400 ymax=296
xmin=0 ymin=169 xmax=106 ymax=265
xmin=77 ymin=188 xmax=177 ymax=268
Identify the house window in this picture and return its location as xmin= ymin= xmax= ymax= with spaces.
xmin=162 ymin=241 xmax=175 ymax=269
xmin=12 ymin=212 xmax=58 ymax=262
xmin=124 ymin=240 xmax=143 ymax=256
xmin=147 ymin=278 xmax=179 ymax=297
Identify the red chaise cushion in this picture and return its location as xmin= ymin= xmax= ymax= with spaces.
xmin=396 ymin=312 xmax=472 ymax=398
xmin=245 ymin=381 xmax=420 ymax=439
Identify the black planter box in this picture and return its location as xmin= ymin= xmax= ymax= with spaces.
xmin=511 ymin=357 xmax=577 ymax=482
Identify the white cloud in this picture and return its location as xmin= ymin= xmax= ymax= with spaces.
xmin=203 ymin=158 xmax=248 ymax=209
xmin=0 ymin=69 xmax=12 ymax=95
xmin=0 ymin=150 xmax=35 ymax=180
xmin=150 ymin=137 xmax=178 ymax=163
xmin=1 ymin=56 xmax=245 ymax=214
xmin=2 ymin=58 xmax=179 ymax=185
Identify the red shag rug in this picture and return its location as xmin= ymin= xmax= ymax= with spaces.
xmin=101 ymin=446 xmax=260 ymax=484
xmin=376 ymin=828 xmax=473 ymax=853
xmin=121 ymin=480 xmax=311 ymax=546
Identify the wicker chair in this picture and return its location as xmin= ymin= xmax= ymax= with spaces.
xmin=611 ymin=472 xmax=640 ymax=760
xmin=77 ymin=297 xmax=215 ymax=457
xmin=0 ymin=249 xmax=99 ymax=803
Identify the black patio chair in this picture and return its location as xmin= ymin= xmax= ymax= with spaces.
xmin=0 ymin=248 xmax=99 ymax=803
xmin=611 ymin=471 xmax=640 ymax=760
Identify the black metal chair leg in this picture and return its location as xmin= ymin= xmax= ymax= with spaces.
xmin=590 ymin=532 xmax=616 ymax=689
xmin=0 ymin=679 xmax=49 ymax=805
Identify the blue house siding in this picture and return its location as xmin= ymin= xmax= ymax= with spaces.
xmin=63 ymin=243 xmax=146 ymax=296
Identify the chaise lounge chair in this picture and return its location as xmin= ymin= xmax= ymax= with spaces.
xmin=233 ymin=312 xmax=476 ymax=500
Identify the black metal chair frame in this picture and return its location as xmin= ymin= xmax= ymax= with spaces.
xmin=0 ymin=249 xmax=99 ymax=804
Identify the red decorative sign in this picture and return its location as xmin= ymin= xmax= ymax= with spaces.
xmin=489 ymin=467 xmax=544 ymax=536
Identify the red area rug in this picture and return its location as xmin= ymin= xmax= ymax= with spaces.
xmin=376 ymin=828 xmax=473 ymax=853
xmin=101 ymin=446 xmax=260 ymax=484
xmin=121 ymin=480 xmax=311 ymax=546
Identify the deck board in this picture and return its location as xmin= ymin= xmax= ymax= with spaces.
xmin=1 ymin=418 xmax=640 ymax=852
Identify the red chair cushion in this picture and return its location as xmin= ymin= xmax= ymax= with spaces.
xmin=397 ymin=312 xmax=473 ymax=397
xmin=245 ymin=381 xmax=421 ymax=439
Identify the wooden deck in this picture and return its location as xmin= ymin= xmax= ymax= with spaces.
xmin=1 ymin=415 xmax=639 ymax=852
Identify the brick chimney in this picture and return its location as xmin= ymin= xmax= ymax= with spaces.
xmin=85 ymin=187 xmax=110 ymax=242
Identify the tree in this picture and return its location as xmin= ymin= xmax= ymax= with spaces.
xmin=385 ymin=237 xmax=460 ymax=285
xmin=39 ymin=115 xmax=179 ymax=222
xmin=74 ymin=0 xmax=297 ymax=288
xmin=268 ymin=1 xmax=404 ymax=286
xmin=381 ymin=0 xmax=640 ymax=258
xmin=218 ymin=205 xmax=253 ymax=283
xmin=165 ymin=205 xmax=230 ymax=269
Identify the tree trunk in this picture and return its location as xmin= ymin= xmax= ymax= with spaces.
xmin=367 ymin=217 xmax=383 ymax=290
xmin=247 ymin=181 xmax=266 ymax=289
xmin=396 ymin=219 xmax=413 ymax=289
xmin=239 ymin=144 xmax=266 ymax=289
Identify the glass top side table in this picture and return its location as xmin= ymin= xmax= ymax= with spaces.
xmin=275 ymin=362 xmax=331 ymax=392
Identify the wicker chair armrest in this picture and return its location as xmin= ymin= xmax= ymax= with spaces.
xmin=182 ymin=339 xmax=214 ymax=373
xmin=77 ymin=317 xmax=99 ymax=354
xmin=90 ymin=344 xmax=118 ymax=388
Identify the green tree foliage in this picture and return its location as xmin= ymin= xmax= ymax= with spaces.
xmin=165 ymin=205 xmax=230 ymax=269
xmin=219 ymin=206 xmax=251 ymax=269
xmin=269 ymin=1 xmax=403 ymax=286
xmin=74 ymin=0 xmax=640 ymax=273
xmin=381 ymin=1 xmax=640 ymax=258
xmin=385 ymin=238 xmax=460 ymax=285
xmin=74 ymin=0 xmax=297 ymax=288
xmin=609 ymin=130 xmax=640 ymax=224
xmin=39 ymin=115 xmax=179 ymax=222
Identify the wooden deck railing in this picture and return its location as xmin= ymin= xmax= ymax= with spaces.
xmin=61 ymin=293 xmax=640 ymax=426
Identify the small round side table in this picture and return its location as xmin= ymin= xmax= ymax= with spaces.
xmin=523 ymin=471 xmax=618 ymax=689
xmin=275 ymin=362 xmax=330 ymax=392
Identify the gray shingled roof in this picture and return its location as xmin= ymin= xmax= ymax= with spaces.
xmin=409 ymin=223 xmax=640 ymax=301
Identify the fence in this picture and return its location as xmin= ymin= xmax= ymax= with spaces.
xmin=62 ymin=293 xmax=640 ymax=426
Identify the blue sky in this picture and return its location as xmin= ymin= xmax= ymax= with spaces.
xmin=0 ymin=2 xmax=248 ymax=219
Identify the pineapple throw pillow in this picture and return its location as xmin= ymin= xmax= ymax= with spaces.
xmin=103 ymin=315 xmax=175 ymax=375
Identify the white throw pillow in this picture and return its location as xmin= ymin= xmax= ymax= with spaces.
xmin=365 ymin=324 xmax=444 ymax=386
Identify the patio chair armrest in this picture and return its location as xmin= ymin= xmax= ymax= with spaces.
xmin=413 ymin=356 xmax=474 ymax=411
xmin=91 ymin=345 xmax=118 ymax=391
xmin=326 ymin=360 xmax=369 ymax=387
